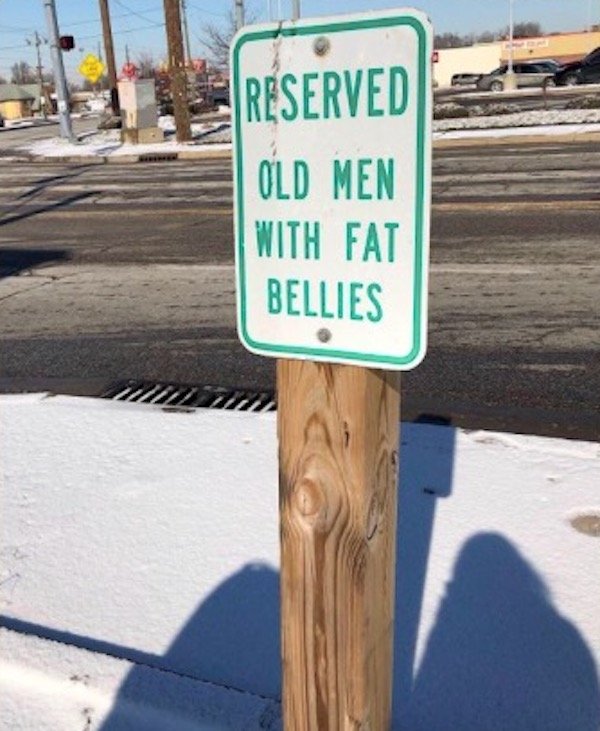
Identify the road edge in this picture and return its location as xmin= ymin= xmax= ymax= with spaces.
xmin=4 ymin=130 xmax=600 ymax=164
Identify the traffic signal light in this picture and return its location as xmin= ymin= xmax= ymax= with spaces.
xmin=59 ymin=35 xmax=75 ymax=51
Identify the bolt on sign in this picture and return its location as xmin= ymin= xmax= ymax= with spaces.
xmin=78 ymin=54 xmax=106 ymax=85
xmin=231 ymin=9 xmax=432 ymax=369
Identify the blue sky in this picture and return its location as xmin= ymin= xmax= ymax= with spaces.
xmin=0 ymin=0 xmax=597 ymax=82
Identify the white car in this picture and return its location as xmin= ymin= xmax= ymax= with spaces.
xmin=85 ymin=97 xmax=107 ymax=113
xmin=476 ymin=62 xmax=558 ymax=92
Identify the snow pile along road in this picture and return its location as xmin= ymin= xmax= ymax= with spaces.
xmin=20 ymin=121 xmax=232 ymax=159
xmin=434 ymin=107 xmax=600 ymax=131
xmin=14 ymin=104 xmax=600 ymax=160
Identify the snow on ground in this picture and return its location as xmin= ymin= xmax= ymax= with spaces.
xmin=1 ymin=113 xmax=89 ymax=130
xmin=434 ymin=107 xmax=600 ymax=131
xmin=1 ymin=628 xmax=278 ymax=731
xmin=12 ymin=106 xmax=600 ymax=159
xmin=1 ymin=394 xmax=599 ymax=730
xmin=434 ymin=121 xmax=600 ymax=140
xmin=20 ymin=121 xmax=231 ymax=159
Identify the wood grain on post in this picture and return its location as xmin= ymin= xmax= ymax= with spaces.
xmin=278 ymin=359 xmax=400 ymax=730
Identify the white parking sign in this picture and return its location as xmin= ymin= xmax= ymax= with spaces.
xmin=231 ymin=9 xmax=432 ymax=369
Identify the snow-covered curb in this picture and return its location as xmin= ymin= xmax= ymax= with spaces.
xmin=434 ymin=108 xmax=600 ymax=131
xmin=18 ymin=122 xmax=231 ymax=160
xmin=1 ymin=394 xmax=599 ymax=730
xmin=1 ymin=628 xmax=280 ymax=731
xmin=434 ymin=121 xmax=600 ymax=140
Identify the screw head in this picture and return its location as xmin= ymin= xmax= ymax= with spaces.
xmin=313 ymin=36 xmax=330 ymax=56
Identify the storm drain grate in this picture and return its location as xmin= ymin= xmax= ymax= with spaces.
xmin=138 ymin=152 xmax=179 ymax=163
xmin=101 ymin=380 xmax=276 ymax=412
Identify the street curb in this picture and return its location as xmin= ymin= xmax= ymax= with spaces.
xmin=17 ymin=147 xmax=233 ymax=164
xmin=7 ymin=130 xmax=600 ymax=164
xmin=433 ymin=130 xmax=600 ymax=148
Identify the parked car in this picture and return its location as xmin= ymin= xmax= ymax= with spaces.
xmin=451 ymin=72 xmax=482 ymax=86
xmin=210 ymin=87 xmax=230 ymax=106
xmin=554 ymin=46 xmax=600 ymax=86
xmin=84 ymin=96 xmax=107 ymax=113
xmin=534 ymin=59 xmax=562 ymax=73
xmin=476 ymin=62 xmax=555 ymax=92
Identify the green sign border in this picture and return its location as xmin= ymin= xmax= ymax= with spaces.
xmin=231 ymin=12 xmax=430 ymax=367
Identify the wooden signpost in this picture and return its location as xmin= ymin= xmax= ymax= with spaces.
xmin=231 ymin=9 xmax=432 ymax=728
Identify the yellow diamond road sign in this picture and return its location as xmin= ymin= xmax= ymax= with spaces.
xmin=78 ymin=54 xmax=105 ymax=84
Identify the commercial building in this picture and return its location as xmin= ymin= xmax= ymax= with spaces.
xmin=434 ymin=29 xmax=600 ymax=88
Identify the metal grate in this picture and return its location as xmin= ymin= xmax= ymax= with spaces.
xmin=101 ymin=379 xmax=276 ymax=412
xmin=138 ymin=152 xmax=179 ymax=163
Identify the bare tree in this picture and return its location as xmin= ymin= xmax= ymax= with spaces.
xmin=434 ymin=33 xmax=472 ymax=49
xmin=202 ymin=12 xmax=237 ymax=69
xmin=433 ymin=22 xmax=543 ymax=50
xmin=137 ymin=51 xmax=157 ymax=79
xmin=476 ymin=31 xmax=496 ymax=44
xmin=0 ymin=74 xmax=7 ymax=85
xmin=11 ymin=61 xmax=37 ymax=84
xmin=202 ymin=9 xmax=257 ymax=70
xmin=513 ymin=21 xmax=542 ymax=38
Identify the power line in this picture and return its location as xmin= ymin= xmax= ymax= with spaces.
xmin=187 ymin=2 xmax=229 ymax=19
xmin=64 ymin=6 xmax=164 ymax=27
xmin=112 ymin=0 xmax=163 ymax=25
xmin=0 ymin=6 xmax=164 ymax=46
xmin=75 ymin=22 xmax=166 ymax=43
xmin=0 ymin=22 xmax=166 ymax=57
xmin=0 ymin=42 xmax=34 ymax=51
xmin=0 ymin=23 xmax=35 ymax=32
xmin=0 ymin=9 xmax=164 ymax=51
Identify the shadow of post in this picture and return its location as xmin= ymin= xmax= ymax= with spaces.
xmin=393 ymin=421 xmax=456 ymax=721
xmin=95 ymin=424 xmax=599 ymax=730
xmin=98 ymin=563 xmax=281 ymax=730
xmin=97 ymin=421 xmax=458 ymax=729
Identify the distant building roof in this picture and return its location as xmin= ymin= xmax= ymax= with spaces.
xmin=0 ymin=83 xmax=36 ymax=102
xmin=19 ymin=83 xmax=42 ymax=97
xmin=17 ymin=83 xmax=42 ymax=111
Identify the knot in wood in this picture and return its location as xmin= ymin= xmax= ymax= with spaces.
xmin=294 ymin=477 xmax=325 ymax=521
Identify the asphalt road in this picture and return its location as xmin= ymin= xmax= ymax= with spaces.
xmin=0 ymin=117 xmax=99 ymax=152
xmin=0 ymin=139 xmax=599 ymax=440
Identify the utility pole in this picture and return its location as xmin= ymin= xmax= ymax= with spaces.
xmin=291 ymin=0 xmax=300 ymax=21
xmin=505 ymin=0 xmax=517 ymax=91
xmin=235 ymin=0 xmax=245 ymax=31
xmin=27 ymin=31 xmax=48 ymax=119
xmin=180 ymin=0 xmax=192 ymax=67
xmin=125 ymin=43 xmax=130 ymax=64
xmin=43 ymin=0 xmax=74 ymax=140
xmin=163 ymin=0 xmax=191 ymax=142
xmin=507 ymin=0 xmax=514 ymax=74
xmin=99 ymin=0 xmax=119 ymax=115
